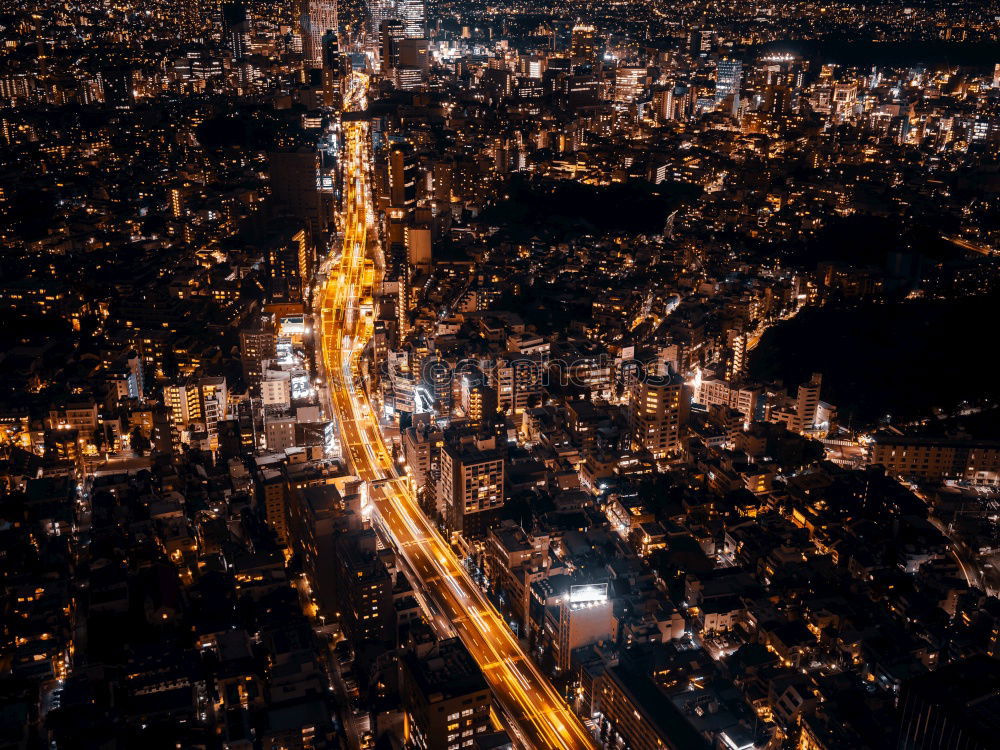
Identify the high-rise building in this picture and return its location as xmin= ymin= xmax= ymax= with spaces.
xmin=221 ymin=1 xmax=250 ymax=60
xmin=403 ymin=418 xmax=444 ymax=511
xmin=597 ymin=657 xmax=711 ymax=750
xmin=554 ymin=584 xmax=614 ymax=671
xmin=692 ymin=28 xmax=715 ymax=56
xmin=163 ymin=380 xmax=203 ymax=428
xmin=492 ymin=356 xmax=544 ymax=415
xmin=320 ymin=28 xmax=345 ymax=105
xmin=614 ymin=67 xmax=648 ymax=103
xmin=332 ymin=528 xmax=395 ymax=644
xmin=438 ymin=434 xmax=505 ymax=539
xmin=380 ymin=18 xmax=406 ymax=74
xmin=570 ymin=23 xmax=597 ymax=67
xmin=263 ymin=223 xmax=314 ymax=303
xmin=791 ymin=372 xmax=821 ymax=433
xmin=369 ymin=0 xmax=396 ymax=36
xmin=163 ymin=376 xmax=228 ymax=448
xmin=287 ymin=482 xmax=364 ymax=616
xmin=397 ymin=37 xmax=429 ymax=72
xmin=395 ymin=65 xmax=424 ymax=91
xmin=405 ymin=224 xmax=432 ymax=271
xmin=715 ymin=59 xmax=742 ymax=114
xmin=240 ymin=318 xmax=278 ymax=396
xmin=520 ymin=54 xmax=545 ymax=79
xmin=462 ymin=380 xmax=498 ymax=426
xmin=388 ymin=144 xmax=418 ymax=215
xmin=302 ymin=0 xmax=338 ymax=69
xmin=399 ymin=638 xmax=492 ymax=750
xmin=268 ymin=151 xmax=328 ymax=239
xmin=421 ymin=355 xmax=452 ymax=415
xmin=397 ymin=0 xmax=425 ymax=38
xmin=258 ymin=468 xmax=290 ymax=545
xmin=652 ymin=88 xmax=675 ymax=122
xmin=630 ymin=371 xmax=689 ymax=459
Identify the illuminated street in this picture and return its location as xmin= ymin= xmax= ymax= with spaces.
xmin=6 ymin=2 xmax=1000 ymax=747
xmin=318 ymin=73 xmax=597 ymax=750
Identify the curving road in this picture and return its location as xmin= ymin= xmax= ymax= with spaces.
xmin=317 ymin=73 xmax=597 ymax=750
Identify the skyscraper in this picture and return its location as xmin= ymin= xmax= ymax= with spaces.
xmin=369 ymin=0 xmax=396 ymax=35
xmin=388 ymin=144 xmax=418 ymax=216
xmin=268 ymin=151 xmax=327 ymax=239
xmin=321 ymin=29 xmax=345 ymax=106
xmin=570 ymin=23 xmax=597 ymax=67
xmin=397 ymin=0 xmax=425 ymax=38
xmin=614 ymin=67 xmax=648 ymax=103
xmin=380 ymin=18 xmax=406 ymax=75
xmin=302 ymin=0 xmax=338 ymax=69
xmin=221 ymin=1 xmax=250 ymax=60
xmin=715 ymin=58 xmax=742 ymax=114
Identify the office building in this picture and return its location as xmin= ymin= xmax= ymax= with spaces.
xmin=403 ymin=418 xmax=444 ymax=510
xmin=398 ymin=37 xmax=430 ymax=73
xmin=397 ymin=0 xmax=425 ymax=38
xmin=630 ymin=371 xmax=689 ymax=459
xmin=555 ymin=584 xmax=614 ymax=671
xmin=715 ymin=59 xmax=742 ymax=114
xmin=380 ymin=19 xmax=406 ymax=74
xmin=388 ymin=143 xmax=418 ymax=217
xmin=598 ymin=659 xmax=711 ymax=750
xmin=287 ymin=482 xmax=363 ymax=616
xmin=870 ymin=435 xmax=1000 ymax=485
xmin=332 ymin=528 xmax=395 ymax=644
xmin=399 ymin=638 xmax=492 ymax=750
xmin=268 ymin=151 xmax=328 ymax=239
xmin=614 ymin=67 xmax=648 ymax=103
xmin=239 ymin=319 xmax=278 ymax=396
xmin=302 ymin=0 xmax=338 ymax=69
xmin=406 ymin=224 xmax=432 ymax=271
xmin=791 ymin=372 xmax=822 ymax=433
xmin=438 ymin=434 xmax=505 ymax=539
xmin=369 ymin=0 xmax=396 ymax=36
xmin=221 ymin=1 xmax=250 ymax=60
xmin=570 ymin=23 xmax=597 ymax=67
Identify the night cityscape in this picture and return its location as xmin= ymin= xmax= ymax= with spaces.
xmin=2 ymin=0 xmax=1000 ymax=748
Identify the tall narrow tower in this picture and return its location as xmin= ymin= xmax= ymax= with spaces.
xmin=302 ymin=0 xmax=338 ymax=69
xmin=397 ymin=0 xmax=425 ymax=38
xmin=570 ymin=23 xmax=597 ymax=67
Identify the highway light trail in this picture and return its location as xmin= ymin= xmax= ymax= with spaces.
xmin=318 ymin=73 xmax=596 ymax=750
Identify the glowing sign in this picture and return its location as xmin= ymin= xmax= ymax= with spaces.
xmin=280 ymin=316 xmax=306 ymax=335
xmin=569 ymin=583 xmax=608 ymax=604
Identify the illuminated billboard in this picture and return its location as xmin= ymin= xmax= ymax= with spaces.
xmin=568 ymin=583 xmax=608 ymax=604
xmin=280 ymin=315 xmax=306 ymax=335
